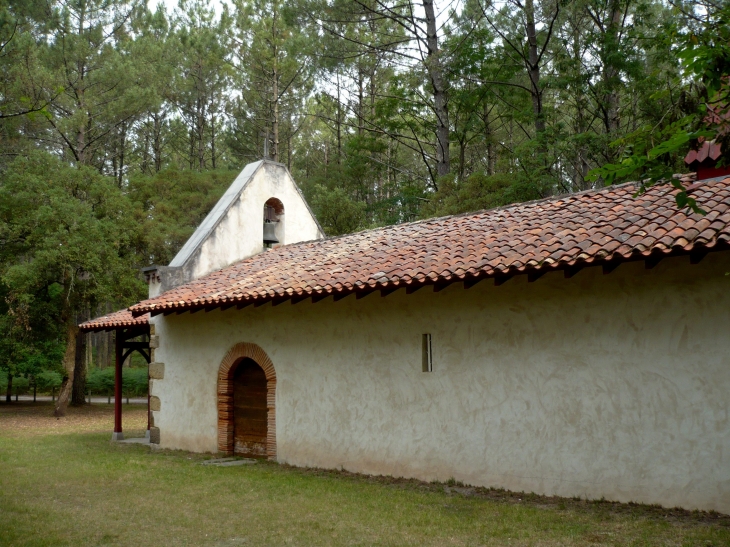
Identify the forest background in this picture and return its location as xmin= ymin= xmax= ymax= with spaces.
xmin=0 ymin=0 xmax=726 ymax=409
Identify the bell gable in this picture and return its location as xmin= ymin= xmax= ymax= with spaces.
xmin=146 ymin=160 xmax=324 ymax=296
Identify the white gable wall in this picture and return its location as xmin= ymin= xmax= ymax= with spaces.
xmin=186 ymin=162 xmax=322 ymax=280
xmin=149 ymin=251 xmax=730 ymax=513
xmin=150 ymin=161 xmax=323 ymax=296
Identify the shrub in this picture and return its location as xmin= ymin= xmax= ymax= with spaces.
xmin=35 ymin=371 xmax=63 ymax=393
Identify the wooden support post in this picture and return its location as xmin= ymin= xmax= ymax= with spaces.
xmin=112 ymin=330 xmax=124 ymax=441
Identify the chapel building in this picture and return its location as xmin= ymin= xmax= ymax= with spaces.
xmin=82 ymin=159 xmax=730 ymax=514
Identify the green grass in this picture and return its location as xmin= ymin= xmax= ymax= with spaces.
xmin=1 ymin=403 xmax=729 ymax=547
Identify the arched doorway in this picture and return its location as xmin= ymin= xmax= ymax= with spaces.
xmin=233 ymin=358 xmax=267 ymax=457
xmin=217 ymin=343 xmax=276 ymax=459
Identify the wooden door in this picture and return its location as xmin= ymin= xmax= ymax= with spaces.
xmin=233 ymin=358 xmax=268 ymax=457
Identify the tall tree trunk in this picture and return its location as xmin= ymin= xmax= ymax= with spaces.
xmin=271 ymin=2 xmax=280 ymax=162
xmin=211 ymin=113 xmax=217 ymax=169
xmin=336 ymin=71 xmax=342 ymax=164
xmin=484 ymin=103 xmax=496 ymax=175
xmin=524 ymin=0 xmax=545 ymax=141
xmin=71 ymin=318 xmax=88 ymax=406
xmin=117 ymin=121 xmax=126 ymax=187
xmin=197 ymin=95 xmax=206 ymax=170
xmin=54 ymin=322 xmax=79 ymax=417
xmin=423 ymin=0 xmax=450 ymax=178
xmin=603 ymin=0 xmax=623 ymax=137
xmin=272 ymin=70 xmax=279 ymax=162
xmin=153 ymin=112 xmax=163 ymax=172
xmin=357 ymin=68 xmax=364 ymax=137
xmin=5 ymin=372 xmax=12 ymax=403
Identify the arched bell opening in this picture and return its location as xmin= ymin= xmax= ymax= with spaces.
xmin=217 ymin=343 xmax=277 ymax=458
xmin=263 ymin=197 xmax=285 ymax=249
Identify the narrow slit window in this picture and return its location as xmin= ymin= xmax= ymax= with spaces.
xmin=422 ymin=333 xmax=432 ymax=372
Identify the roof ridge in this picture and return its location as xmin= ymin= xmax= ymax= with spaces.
xmin=164 ymin=175 xmax=710 ymax=282
xmin=269 ymin=178 xmax=664 ymax=249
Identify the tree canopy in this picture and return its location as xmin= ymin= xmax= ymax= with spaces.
xmin=0 ymin=0 xmax=726 ymax=407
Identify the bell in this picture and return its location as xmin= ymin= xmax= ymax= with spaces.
xmin=263 ymin=221 xmax=279 ymax=245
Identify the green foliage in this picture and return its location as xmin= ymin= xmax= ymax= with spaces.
xmin=588 ymin=1 xmax=730 ymax=213
xmin=421 ymin=172 xmax=544 ymax=218
xmin=0 ymin=151 xmax=144 ymax=309
xmin=86 ymin=368 xmax=116 ymax=397
xmin=127 ymin=168 xmax=236 ymax=265
xmin=122 ymin=367 xmax=148 ymax=398
xmin=86 ymin=366 xmax=147 ymax=397
xmin=0 ymin=150 xmax=144 ymax=389
xmin=35 ymin=370 xmax=63 ymax=392
xmin=310 ymin=185 xmax=366 ymax=236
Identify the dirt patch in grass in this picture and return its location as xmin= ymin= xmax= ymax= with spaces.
xmin=0 ymin=400 xmax=147 ymax=437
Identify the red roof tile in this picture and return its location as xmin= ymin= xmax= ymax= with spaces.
xmin=79 ymin=309 xmax=149 ymax=332
xmin=126 ymin=176 xmax=730 ymax=317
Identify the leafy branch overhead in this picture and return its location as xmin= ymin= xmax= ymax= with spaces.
xmin=588 ymin=0 xmax=730 ymax=214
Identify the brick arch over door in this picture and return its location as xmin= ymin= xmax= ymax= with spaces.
xmin=217 ymin=343 xmax=276 ymax=458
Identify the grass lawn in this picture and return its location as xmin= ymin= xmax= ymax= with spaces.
xmin=1 ymin=402 xmax=728 ymax=547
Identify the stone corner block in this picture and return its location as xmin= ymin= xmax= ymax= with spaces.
xmin=149 ymin=427 xmax=161 ymax=444
xmin=149 ymin=362 xmax=165 ymax=380
xmin=149 ymin=395 xmax=161 ymax=412
xmin=149 ymin=335 xmax=160 ymax=349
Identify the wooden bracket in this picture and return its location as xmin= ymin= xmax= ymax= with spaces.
xmin=645 ymin=256 xmax=663 ymax=269
xmin=494 ymin=274 xmax=512 ymax=286
xmin=290 ymin=294 xmax=310 ymax=305
xmin=690 ymin=249 xmax=709 ymax=264
xmin=381 ymin=286 xmax=400 ymax=297
xmin=563 ymin=265 xmax=583 ymax=279
xmin=311 ymin=292 xmax=330 ymax=303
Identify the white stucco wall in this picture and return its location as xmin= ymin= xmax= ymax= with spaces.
xmin=150 ymin=251 xmax=730 ymax=513
xmin=170 ymin=161 xmax=323 ymax=281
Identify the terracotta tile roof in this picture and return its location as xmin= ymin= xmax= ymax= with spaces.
xmin=685 ymin=140 xmax=723 ymax=165
xmin=129 ymin=175 xmax=730 ymax=317
xmin=79 ymin=309 xmax=149 ymax=332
